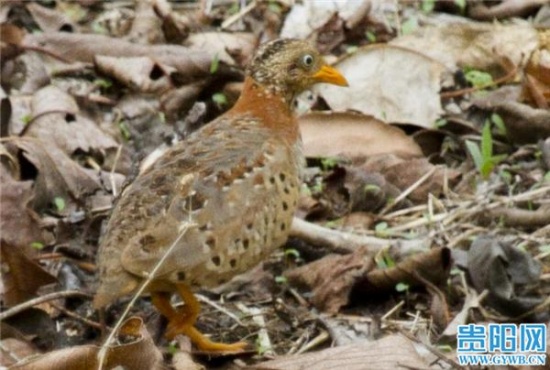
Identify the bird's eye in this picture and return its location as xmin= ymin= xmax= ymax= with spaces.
xmin=302 ymin=54 xmax=314 ymax=67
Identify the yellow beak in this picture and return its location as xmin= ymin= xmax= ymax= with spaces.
xmin=312 ymin=64 xmax=348 ymax=86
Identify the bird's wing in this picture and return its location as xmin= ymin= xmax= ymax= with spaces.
xmin=102 ymin=116 xmax=299 ymax=282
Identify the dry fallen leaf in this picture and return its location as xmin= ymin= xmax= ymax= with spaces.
xmin=9 ymin=138 xmax=101 ymax=213
xmin=9 ymin=317 xmax=163 ymax=370
xmin=25 ymin=85 xmax=118 ymax=155
xmin=0 ymin=242 xmax=57 ymax=307
xmin=300 ymin=112 xmax=423 ymax=160
xmin=467 ymin=237 xmax=544 ymax=319
xmin=285 ymin=249 xmax=373 ymax=314
xmin=256 ymin=334 xmax=429 ymax=370
xmin=0 ymin=166 xmax=46 ymax=248
xmin=315 ymin=45 xmax=444 ymax=128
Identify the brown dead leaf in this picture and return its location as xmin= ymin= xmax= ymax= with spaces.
xmin=494 ymin=102 xmax=550 ymax=144
xmin=8 ymin=138 xmax=101 ymax=213
xmin=127 ymin=0 xmax=164 ymax=44
xmin=285 ymin=249 xmax=374 ymax=314
xmin=355 ymin=247 xmax=451 ymax=296
xmin=10 ymin=317 xmax=163 ymax=370
xmin=0 ymin=242 xmax=57 ymax=307
xmin=0 ymin=23 xmax=26 ymax=63
xmin=469 ymin=0 xmax=547 ymax=20
xmin=0 ymin=337 xmax=39 ymax=367
xmin=255 ymin=334 xmax=429 ymax=370
xmin=26 ymin=3 xmax=76 ymax=33
xmin=300 ymin=112 xmax=423 ymax=160
xmin=315 ymin=45 xmax=444 ymax=128
xmin=363 ymin=155 xmax=458 ymax=203
xmin=184 ymin=32 xmax=257 ymax=66
xmin=22 ymin=32 xmax=235 ymax=80
xmin=0 ymin=166 xmax=45 ymax=248
xmin=467 ymin=237 xmax=544 ymax=319
xmin=25 ymin=85 xmax=117 ymax=155
xmin=95 ymin=56 xmax=175 ymax=93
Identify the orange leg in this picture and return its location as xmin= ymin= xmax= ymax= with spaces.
xmin=151 ymin=285 xmax=247 ymax=353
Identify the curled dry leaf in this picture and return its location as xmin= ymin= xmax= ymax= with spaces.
xmin=8 ymin=138 xmax=101 ymax=213
xmin=9 ymin=317 xmax=163 ymax=370
xmin=468 ymin=0 xmax=548 ymax=20
xmin=493 ymin=102 xmax=550 ymax=144
xmin=354 ymin=247 xmax=452 ymax=296
xmin=300 ymin=112 xmax=423 ymax=160
xmin=315 ymin=45 xmax=444 ymax=128
xmin=184 ymin=32 xmax=257 ymax=66
xmin=0 ymin=166 xmax=45 ymax=248
xmin=23 ymin=32 xmax=234 ymax=79
xmin=467 ymin=237 xmax=544 ymax=320
xmin=0 ymin=242 xmax=57 ymax=307
xmin=95 ymin=55 xmax=175 ymax=93
xmin=285 ymin=248 xmax=374 ymax=314
xmin=127 ymin=0 xmax=164 ymax=44
xmin=362 ymin=155 xmax=458 ymax=203
xmin=25 ymin=85 xmax=118 ymax=155
xmin=26 ymin=2 xmax=77 ymax=33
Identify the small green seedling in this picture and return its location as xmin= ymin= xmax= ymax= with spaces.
xmin=465 ymin=121 xmax=506 ymax=180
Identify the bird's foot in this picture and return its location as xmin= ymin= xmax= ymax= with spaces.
xmin=166 ymin=321 xmax=247 ymax=353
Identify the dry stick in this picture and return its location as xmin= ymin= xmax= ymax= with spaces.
xmin=221 ymin=0 xmax=257 ymax=29
xmin=0 ymin=291 xmax=91 ymax=321
xmin=379 ymin=166 xmax=438 ymax=216
xmin=290 ymin=217 xmax=429 ymax=255
xmin=96 ymin=222 xmax=195 ymax=370
xmin=51 ymin=302 xmax=105 ymax=331
xmin=109 ymin=144 xmax=123 ymax=197
xmin=195 ymin=293 xmax=245 ymax=326
xmin=296 ymin=330 xmax=330 ymax=355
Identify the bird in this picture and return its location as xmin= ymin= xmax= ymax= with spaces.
xmin=93 ymin=38 xmax=348 ymax=353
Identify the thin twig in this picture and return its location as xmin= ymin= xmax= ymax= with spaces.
xmin=195 ymin=293 xmax=245 ymax=326
xmin=110 ymin=144 xmax=123 ymax=197
xmin=0 ymin=291 xmax=91 ymax=321
xmin=379 ymin=166 xmax=438 ymax=216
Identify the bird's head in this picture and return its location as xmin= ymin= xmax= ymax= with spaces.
xmin=246 ymin=39 xmax=348 ymax=102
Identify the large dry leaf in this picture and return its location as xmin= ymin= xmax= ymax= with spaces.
xmin=25 ymin=85 xmax=117 ymax=154
xmin=315 ymin=45 xmax=444 ymax=128
xmin=9 ymin=138 xmax=101 ymax=212
xmin=390 ymin=22 xmax=538 ymax=71
xmin=356 ymin=247 xmax=451 ymax=295
xmin=0 ymin=243 xmax=57 ymax=307
xmin=299 ymin=112 xmax=423 ymax=160
xmin=286 ymin=247 xmax=450 ymax=314
xmin=285 ymin=249 xmax=373 ymax=314
xmin=254 ymin=334 xmax=428 ymax=370
xmin=9 ymin=317 xmax=163 ymax=370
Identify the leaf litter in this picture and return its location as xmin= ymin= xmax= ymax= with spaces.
xmin=1 ymin=1 xmax=549 ymax=369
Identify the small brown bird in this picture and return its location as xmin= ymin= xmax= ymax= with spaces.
xmin=94 ymin=38 xmax=348 ymax=352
